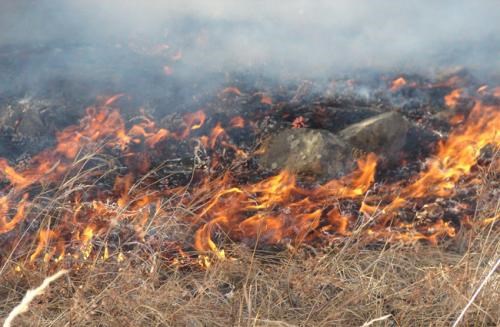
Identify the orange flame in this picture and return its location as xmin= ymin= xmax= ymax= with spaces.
xmin=209 ymin=123 xmax=226 ymax=148
xmin=260 ymin=95 xmax=273 ymax=105
xmin=182 ymin=110 xmax=206 ymax=137
xmin=390 ymin=77 xmax=407 ymax=91
xmin=404 ymin=102 xmax=498 ymax=198
xmin=221 ymin=87 xmax=242 ymax=96
xmin=30 ymin=229 xmax=65 ymax=263
xmin=0 ymin=84 xmax=497 ymax=265
xmin=229 ymin=116 xmax=245 ymax=128
xmin=103 ymin=93 xmax=126 ymax=106
xmin=192 ymin=154 xmax=378 ymax=253
xmin=0 ymin=194 xmax=29 ymax=233
xmin=444 ymin=89 xmax=462 ymax=108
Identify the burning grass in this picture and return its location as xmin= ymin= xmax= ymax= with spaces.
xmin=0 ymin=72 xmax=499 ymax=326
xmin=0 ymin=151 xmax=498 ymax=326
xmin=0 ymin=211 xmax=498 ymax=326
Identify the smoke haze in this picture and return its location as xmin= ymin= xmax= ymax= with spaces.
xmin=0 ymin=0 xmax=499 ymax=89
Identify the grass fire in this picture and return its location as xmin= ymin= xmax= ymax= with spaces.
xmin=0 ymin=1 xmax=499 ymax=326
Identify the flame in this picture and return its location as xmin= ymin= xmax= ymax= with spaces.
xmin=0 ymin=194 xmax=28 ymax=233
xmin=0 ymin=105 xmax=217 ymax=263
xmin=221 ymin=87 xmax=242 ymax=96
xmin=229 ymin=116 xmax=245 ymax=128
xmin=192 ymin=154 xmax=378 ymax=252
xmin=0 ymin=160 xmax=32 ymax=189
xmin=30 ymin=229 xmax=65 ymax=263
xmin=182 ymin=110 xmax=206 ymax=137
xmin=191 ymin=99 xmax=498 ymax=254
xmin=444 ymin=88 xmax=462 ymax=108
xmin=80 ymin=225 xmax=95 ymax=260
xmin=103 ymin=93 xmax=126 ymax=106
xmin=260 ymin=95 xmax=273 ymax=105
xmin=208 ymin=123 xmax=226 ymax=148
xmin=390 ymin=77 xmax=407 ymax=91
xmin=114 ymin=174 xmax=134 ymax=207
xmin=403 ymin=102 xmax=498 ymax=198
xmin=292 ymin=116 xmax=306 ymax=128
xmin=362 ymin=101 xmax=499 ymax=225
xmin=0 ymin=80 xmax=498 ymax=266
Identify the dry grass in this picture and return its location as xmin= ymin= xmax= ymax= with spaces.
xmin=0 ymin=148 xmax=498 ymax=327
xmin=0 ymin=221 xmax=498 ymax=326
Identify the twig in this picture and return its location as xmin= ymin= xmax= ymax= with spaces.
xmin=3 ymin=269 xmax=69 ymax=327
xmin=452 ymin=258 xmax=500 ymax=327
xmin=361 ymin=314 xmax=392 ymax=327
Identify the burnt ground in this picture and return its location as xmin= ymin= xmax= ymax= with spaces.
xmin=0 ymin=43 xmax=476 ymax=163
xmin=0 ymin=50 xmax=493 ymax=195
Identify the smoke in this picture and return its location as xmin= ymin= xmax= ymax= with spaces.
xmin=0 ymin=0 xmax=499 ymax=95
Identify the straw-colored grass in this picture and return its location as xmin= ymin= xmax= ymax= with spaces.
xmin=1 ymin=225 xmax=498 ymax=326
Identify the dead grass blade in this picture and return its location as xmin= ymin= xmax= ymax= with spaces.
xmin=452 ymin=258 xmax=500 ymax=327
xmin=2 ymin=269 xmax=68 ymax=327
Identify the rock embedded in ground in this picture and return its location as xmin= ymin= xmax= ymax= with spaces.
xmin=338 ymin=111 xmax=409 ymax=161
xmin=311 ymin=106 xmax=382 ymax=133
xmin=257 ymin=128 xmax=354 ymax=180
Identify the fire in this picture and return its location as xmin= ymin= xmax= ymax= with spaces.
xmin=0 ymin=160 xmax=32 ymax=189
xmin=103 ymin=93 xmax=126 ymax=106
xmin=79 ymin=225 xmax=95 ymax=260
xmin=192 ymin=154 xmax=378 ymax=253
xmin=208 ymin=123 xmax=226 ymax=148
xmin=292 ymin=116 xmax=307 ymax=128
xmin=0 ymin=194 xmax=28 ymax=233
xmin=260 ymin=94 xmax=273 ymax=105
xmin=0 ymin=78 xmax=498 ymax=267
xmin=190 ymin=99 xmax=498 ymax=254
xmin=361 ymin=101 xmax=499 ymax=226
xmin=229 ymin=116 xmax=245 ymax=128
xmin=444 ymin=88 xmax=462 ymax=108
xmin=30 ymin=229 xmax=65 ymax=263
xmin=221 ymin=87 xmax=242 ymax=96
xmin=390 ymin=77 xmax=407 ymax=91
xmin=404 ymin=102 xmax=499 ymax=198
xmin=183 ymin=110 xmax=206 ymax=132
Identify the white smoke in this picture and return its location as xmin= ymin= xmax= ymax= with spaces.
xmin=1 ymin=0 xmax=499 ymax=77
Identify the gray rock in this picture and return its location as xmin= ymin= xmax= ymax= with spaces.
xmin=258 ymin=128 xmax=354 ymax=180
xmin=338 ymin=111 xmax=409 ymax=160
